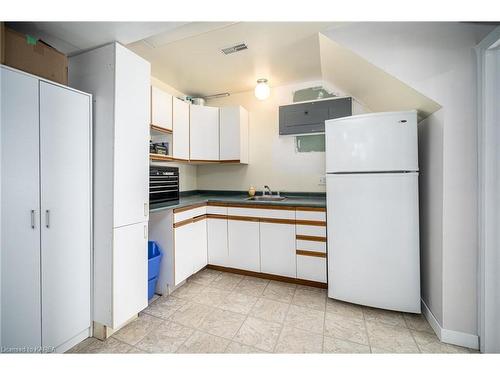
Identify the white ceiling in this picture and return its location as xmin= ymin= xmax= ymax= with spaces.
xmin=5 ymin=21 xmax=443 ymax=117
xmin=127 ymin=22 xmax=338 ymax=96
xmin=6 ymin=21 xmax=188 ymax=55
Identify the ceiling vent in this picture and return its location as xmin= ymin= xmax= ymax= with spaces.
xmin=221 ymin=42 xmax=248 ymax=55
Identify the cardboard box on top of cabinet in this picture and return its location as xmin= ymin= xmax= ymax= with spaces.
xmin=1 ymin=26 xmax=68 ymax=85
xmin=0 ymin=22 xmax=5 ymax=64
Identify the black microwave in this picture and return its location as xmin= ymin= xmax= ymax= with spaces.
xmin=149 ymin=166 xmax=179 ymax=207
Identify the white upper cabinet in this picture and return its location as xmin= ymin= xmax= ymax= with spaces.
xmin=190 ymin=104 xmax=219 ymax=161
xmin=113 ymin=45 xmax=150 ymax=227
xmin=151 ymin=86 xmax=172 ymax=130
xmin=172 ymin=97 xmax=190 ymax=160
xmin=219 ymin=106 xmax=249 ymax=163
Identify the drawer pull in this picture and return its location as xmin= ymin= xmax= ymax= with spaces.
xmin=296 ymin=235 xmax=327 ymax=242
xmin=296 ymin=250 xmax=327 ymax=258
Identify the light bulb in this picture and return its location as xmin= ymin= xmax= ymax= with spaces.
xmin=254 ymin=78 xmax=270 ymax=100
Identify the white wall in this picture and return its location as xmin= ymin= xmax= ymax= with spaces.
xmin=197 ymin=80 xmax=345 ymax=193
xmin=322 ymin=22 xmax=494 ymax=337
xmin=418 ymin=110 xmax=444 ymax=324
xmin=151 ymin=77 xmax=197 ymax=191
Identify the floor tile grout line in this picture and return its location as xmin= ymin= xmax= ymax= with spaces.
xmin=271 ymin=302 xmax=291 ymax=353
xmin=408 ymin=327 xmax=423 ymax=353
xmin=360 ymin=306 xmax=374 ymax=353
xmin=174 ymin=327 xmax=199 ymax=353
xmin=322 ymin=299 xmax=328 ymax=353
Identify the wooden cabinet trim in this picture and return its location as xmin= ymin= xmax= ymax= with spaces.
xmin=296 ymin=235 xmax=327 ymax=242
xmin=173 ymin=202 xmax=207 ymax=213
xmin=224 ymin=203 xmax=299 ymax=211
xmin=218 ymin=160 xmax=241 ymax=163
xmin=206 ymin=214 xmax=227 ymax=220
xmin=173 ymin=218 xmax=193 ymax=228
xmin=295 ymin=206 xmax=326 ymax=212
xmin=207 ymin=202 xmax=228 ymax=207
xmin=296 ymin=250 xmax=327 ymax=258
xmin=174 ymin=214 xmax=207 ymax=228
xmin=227 ymin=215 xmax=260 ymax=222
xmin=260 ymin=217 xmax=296 ymax=225
xmin=192 ymin=214 xmax=207 ymax=223
xmin=295 ymin=219 xmax=326 ymax=226
xmin=206 ymin=264 xmax=327 ymax=289
xmin=150 ymin=124 xmax=172 ymax=134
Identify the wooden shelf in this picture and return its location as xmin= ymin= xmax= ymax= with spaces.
xmin=149 ymin=154 xmax=241 ymax=165
xmin=150 ymin=124 xmax=173 ymax=135
xmin=149 ymin=153 xmax=174 ymax=161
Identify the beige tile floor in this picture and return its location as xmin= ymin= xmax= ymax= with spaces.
xmin=67 ymin=269 xmax=475 ymax=354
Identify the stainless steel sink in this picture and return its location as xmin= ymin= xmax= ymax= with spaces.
xmin=246 ymin=195 xmax=287 ymax=202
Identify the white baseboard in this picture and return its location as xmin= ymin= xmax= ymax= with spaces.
xmin=421 ymin=299 xmax=443 ymax=340
xmin=56 ymin=328 xmax=91 ymax=353
xmin=421 ymin=299 xmax=479 ymax=350
xmin=441 ymin=329 xmax=479 ymax=350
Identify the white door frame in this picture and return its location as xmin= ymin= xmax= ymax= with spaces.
xmin=476 ymin=26 xmax=500 ymax=353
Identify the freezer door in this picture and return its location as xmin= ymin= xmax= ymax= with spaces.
xmin=325 ymin=111 xmax=418 ymax=173
xmin=326 ymin=172 xmax=421 ymax=313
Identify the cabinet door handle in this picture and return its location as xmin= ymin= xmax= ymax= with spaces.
xmin=45 ymin=210 xmax=50 ymax=228
xmin=192 ymin=214 xmax=206 ymax=223
xmin=144 ymin=224 xmax=148 ymax=239
xmin=30 ymin=210 xmax=36 ymax=229
xmin=144 ymin=202 xmax=148 ymax=217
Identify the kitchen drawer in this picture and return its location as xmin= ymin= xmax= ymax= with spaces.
xmin=206 ymin=205 xmax=227 ymax=215
xmin=227 ymin=206 xmax=295 ymax=220
xmin=296 ymin=209 xmax=326 ymax=222
xmin=296 ymin=255 xmax=327 ymax=283
xmin=174 ymin=205 xmax=207 ymax=223
xmin=296 ymin=239 xmax=326 ymax=253
xmin=296 ymin=224 xmax=326 ymax=237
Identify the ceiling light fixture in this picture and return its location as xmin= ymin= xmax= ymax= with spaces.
xmin=254 ymin=78 xmax=270 ymax=100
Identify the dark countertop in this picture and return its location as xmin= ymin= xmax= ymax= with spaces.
xmin=149 ymin=190 xmax=326 ymax=213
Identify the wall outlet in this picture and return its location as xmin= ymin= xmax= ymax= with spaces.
xmin=319 ymin=176 xmax=326 ymax=185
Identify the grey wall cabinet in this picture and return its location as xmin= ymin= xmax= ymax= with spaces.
xmin=279 ymin=97 xmax=353 ymax=135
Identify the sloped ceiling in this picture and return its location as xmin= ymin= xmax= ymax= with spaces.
xmin=318 ymin=33 xmax=441 ymax=120
xmin=128 ymin=22 xmax=336 ymax=97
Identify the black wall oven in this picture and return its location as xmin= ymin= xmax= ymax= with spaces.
xmin=149 ymin=166 xmax=179 ymax=207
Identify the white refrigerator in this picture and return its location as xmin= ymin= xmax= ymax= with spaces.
xmin=325 ymin=110 xmax=421 ymax=313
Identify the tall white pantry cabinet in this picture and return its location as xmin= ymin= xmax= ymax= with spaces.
xmin=69 ymin=43 xmax=150 ymax=331
xmin=1 ymin=66 xmax=92 ymax=352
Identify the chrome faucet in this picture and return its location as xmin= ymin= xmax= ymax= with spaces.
xmin=263 ymin=185 xmax=272 ymax=196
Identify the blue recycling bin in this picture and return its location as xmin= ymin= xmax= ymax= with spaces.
xmin=148 ymin=241 xmax=163 ymax=299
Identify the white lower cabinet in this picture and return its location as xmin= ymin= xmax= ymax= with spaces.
xmin=207 ymin=217 xmax=229 ymax=267
xmin=228 ymin=219 xmax=260 ymax=272
xmin=296 ymin=255 xmax=327 ymax=283
xmin=113 ymin=223 xmax=148 ymax=328
xmin=174 ymin=223 xmax=196 ymax=285
xmin=260 ymin=222 xmax=296 ymax=278
xmin=174 ymin=216 xmax=208 ymax=285
xmin=169 ymin=204 xmax=327 ymax=289
xmin=192 ymin=218 xmax=208 ymax=273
